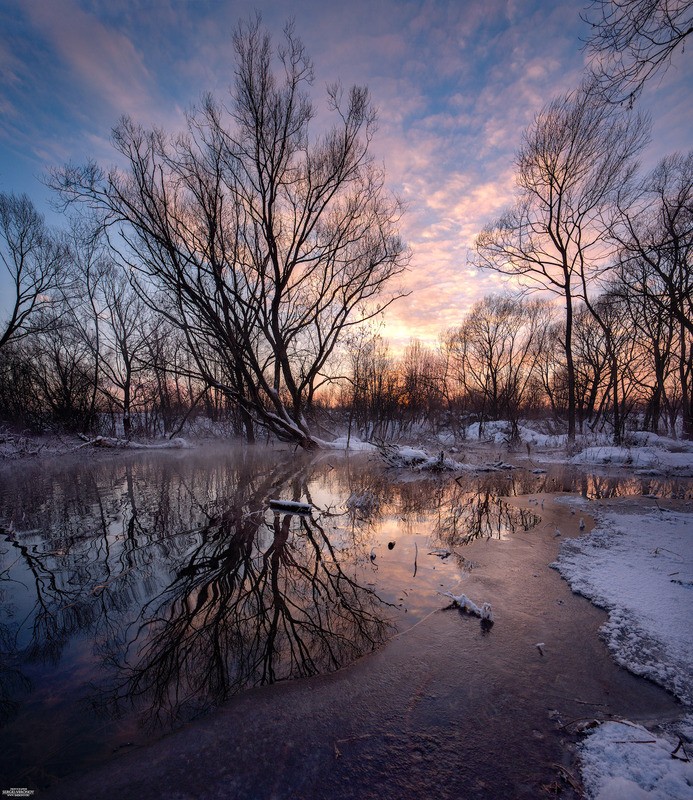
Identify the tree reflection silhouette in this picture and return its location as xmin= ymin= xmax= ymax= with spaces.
xmin=91 ymin=464 xmax=394 ymax=729
xmin=434 ymin=486 xmax=541 ymax=547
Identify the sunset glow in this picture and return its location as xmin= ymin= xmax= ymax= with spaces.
xmin=1 ymin=0 xmax=691 ymax=345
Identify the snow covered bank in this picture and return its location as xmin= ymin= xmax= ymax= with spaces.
xmin=553 ymin=509 xmax=693 ymax=706
xmin=553 ymin=506 xmax=693 ymax=796
xmin=83 ymin=435 xmax=192 ymax=450
xmin=314 ymin=435 xmax=377 ymax=452
xmin=570 ymin=445 xmax=693 ymax=476
xmin=466 ymin=420 xmax=568 ymax=448
xmin=579 ymin=720 xmax=693 ymax=800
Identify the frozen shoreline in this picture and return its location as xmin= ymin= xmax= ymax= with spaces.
xmin=553 ymin=502 xmax=693 ymax=798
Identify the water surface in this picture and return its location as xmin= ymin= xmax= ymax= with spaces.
xmin=0 ymin=443 xmax=689 ymax=788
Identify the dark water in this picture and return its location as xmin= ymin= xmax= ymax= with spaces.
xmin=0 ymin=444 xmax=690 ymax=788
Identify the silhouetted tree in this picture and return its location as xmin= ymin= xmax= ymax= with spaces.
xmin=474 ymin=84 xmax=648 ymax=442
xmin=612 ymin=152 xmax=693 ymax=436
xmin=54 ymin=17 xmax=408 ymax=449
xmin=0 ymin=193 xmax=67 ymax=349
xmin=583 ymin=0 xmax=693 ymax=104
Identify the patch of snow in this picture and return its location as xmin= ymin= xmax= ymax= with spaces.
xmin=570 ymin=446 xmax=661 ymax=468
xmin=268 ymin=499 xmax=312 ymax=514
xmin=315 ymin=436 xmax=377 ymax=452
xmin=465 ymin=420 xmax=568 ymax=448
xmin=378 ymin=444 xmax=474 ymax=472
xmin=517 ymin=425 xmax=568 ymax=448
xmin=465 ymin=421 xmax=510 ymax=443
xmin=579 ymin=720 xmax=693 ymax=800
xmin=554 ymin=504 xmax=693 ymax=794
xmin=441 ymin=591 xmax=494 ymax=623
xmin=628 ymin=431 xmax=693 ymax=453
xmin=569 ymin=445 xmax=693 ymax=476
xmin=553 ymin=509 xmax=693 ymax=706
xmin=87 ymin=436 xmax=192 ymax=450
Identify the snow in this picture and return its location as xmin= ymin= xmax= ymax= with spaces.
xmin=456 ymin=420 xmax=693 ymax=475
xmin=441 ymin=591 xmax=494 ymax=621
xmin=579 ymin=721 xmax=693 ymax=800
xmin=570 ymin=445 xmax=693 ymax=475
xmin=315 ymin=435 xmax=377 ymax=452
xmin=553 ymin=509 xmax=693 ymax=706
xmin=268 ymin=499 xmax=313 ymax=514
xmin=553 ymin=505 xmax=693 ymax=797
xmin=465 ymin=420 xmax=567 ymax=447
xmin=378 ymin=443 xmax=472 ymax=470
xmin=86 ymin=436 xmax=192 ymax=450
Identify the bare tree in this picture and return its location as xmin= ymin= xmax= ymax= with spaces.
xmin=60 ymin=217 xmax=112 ymax=429
xmin=0 ymin=193 xmax=67 ymax=349
xmin=583 ymin=0 xmax=693 ymax=104
xmin=399 ymin=339 xmax=445 ymax=429
xmin=612 ymin=152 xmax=693 ymax=436
xmin=474 ymin=84 xmax=648 ymax=442
xmin=26 ymin=310 xmax=97 ymax=431
xmin=97 ymin=268 xmax=154 ymax=439
xmin=342 ymin=331 xmax=401 ymax=441
xmin=613 ymin=152 xmax=693 ymax=335
xmin=571 ymin=304 xmax=611 ymax=431
xmin=53 ymin=17 xmax=408 ymax=449
xmin=447 ymin=294 xmax=551 ymax=437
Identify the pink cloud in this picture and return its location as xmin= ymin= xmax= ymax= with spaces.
xmin=22 ymin=0 xmax=156 ymax=121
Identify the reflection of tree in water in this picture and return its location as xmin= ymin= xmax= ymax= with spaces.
xmin=0 ymin=451 xmax=394 ymax=744
xmin=0 ymin=618 xmax=31 ymax=727
xmin=576 ymin=472 xmax=691 ymax=500
xmin=96 ymin=468 xmax=393 ymax=729
xmin=0 ymin=464 xmax=194 ymax=673
xmin=434 ymin=486 xmax=541 ymax=547
xmin=325 ymin=463 xmax=542 ymax=545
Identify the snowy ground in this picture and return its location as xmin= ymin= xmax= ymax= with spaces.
xmin=578 ymin=719 xmax=693 ymax=800
xmin=552 ymin=503 xmax=693 ymax=798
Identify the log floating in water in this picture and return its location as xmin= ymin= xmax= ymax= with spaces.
xmin=269 ymin=499 xmax=313 ymax=514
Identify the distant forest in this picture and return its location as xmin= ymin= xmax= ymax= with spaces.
xmin=1 ymin=8 xmax=691 ymax=446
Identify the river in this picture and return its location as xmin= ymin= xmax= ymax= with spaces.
xmin=0 ymin=442 xmax=689 ymax=796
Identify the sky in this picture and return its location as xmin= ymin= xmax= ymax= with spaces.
xmin=1 ymin=0 xmax=691 ymax=348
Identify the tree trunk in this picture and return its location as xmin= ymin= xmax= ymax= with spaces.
xmin=565 ymin=291 xmax=577 ymax=443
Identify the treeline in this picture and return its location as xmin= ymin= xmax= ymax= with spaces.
xmin=336 ymin=275 xmax=691 ymax=442
xmin=2 ymin=260 xmax=688 ymax=443
xmin=0 ymin=215 xmax=240 ymax=437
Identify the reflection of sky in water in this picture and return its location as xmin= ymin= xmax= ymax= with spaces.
xmin=0 ymin=446 xmax=691 ymax=787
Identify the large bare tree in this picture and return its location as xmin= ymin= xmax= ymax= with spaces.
xmin=53 ymin=18 xmax=408 ymax=449
xmin=474 ymin=84 xmax=648 ymax=442
xmin=583 ymin=0 xmax=693 ymax=104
